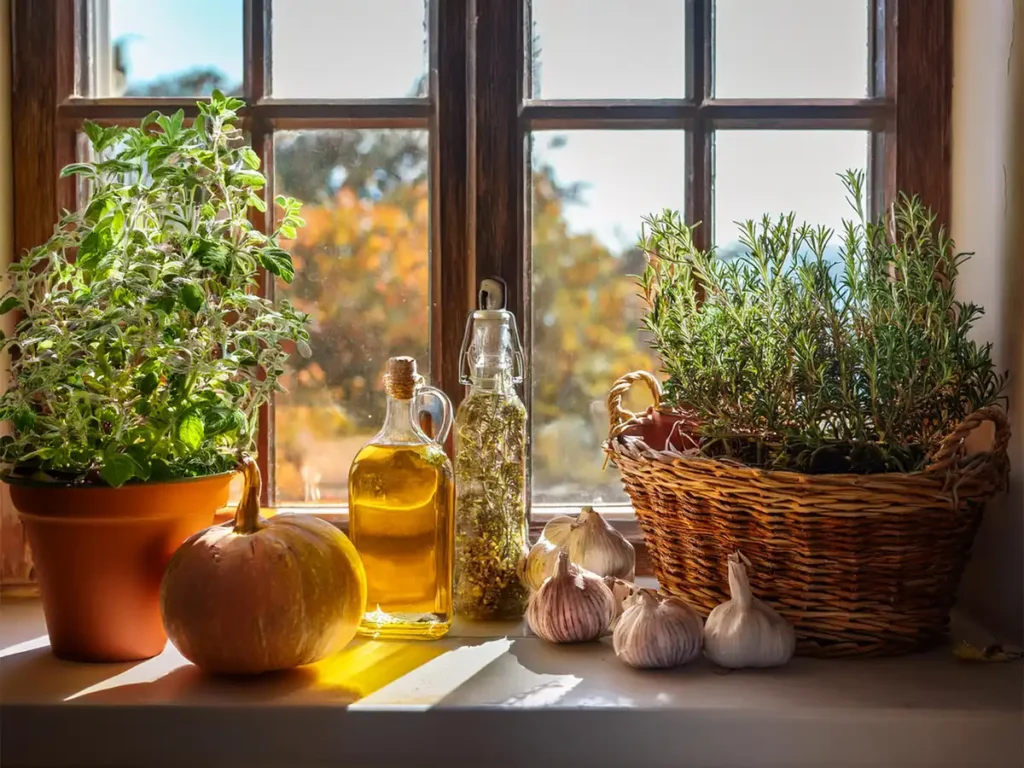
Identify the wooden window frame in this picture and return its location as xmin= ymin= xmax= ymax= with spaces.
xmin=10 ymin=0 xmax=952 ymax=515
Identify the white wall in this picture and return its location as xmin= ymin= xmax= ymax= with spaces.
xmin=951 ymin=0 xmax=1023 ymax=642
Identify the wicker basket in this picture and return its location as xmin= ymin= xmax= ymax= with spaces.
xmin=604 ymin=371 xmax=1011 ymax=658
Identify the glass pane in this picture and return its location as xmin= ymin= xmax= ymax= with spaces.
xmin=530 ymin=0 xmax=686 ymax=99
xmin=713 ymin=130 xmax=870 ymax=252
xmin=274 ymin=130 xmax=430 ymax=504
xmin=271 ymin=0 xmax=428 ymax=98
xmin=82 ymin=0 xmax=243 ymax=97
xmin=530 ymin=131 xmax=684 ymax=505
xmin=714 ymin=0 xmax=869 ymax=98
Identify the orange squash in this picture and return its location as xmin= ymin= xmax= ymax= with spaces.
xmin=160 ymin=456 xmax=367 ymax=674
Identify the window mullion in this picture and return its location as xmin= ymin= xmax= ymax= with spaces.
xmin=431 ymin=0 xmax=471 ymax=413
xmin=468 ymin=0 xmax=525 ymax=329
xmin=686 ymin=0 xmax=712 ymax=251
xmin=244 ymin=0 xmax=276 ymax=505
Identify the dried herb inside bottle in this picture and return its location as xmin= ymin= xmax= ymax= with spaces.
xmin=453 ymin=294 xmax=530 ymax=620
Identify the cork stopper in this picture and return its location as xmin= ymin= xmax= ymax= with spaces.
xmin=383 ymin=356 xmax=418 ymax=400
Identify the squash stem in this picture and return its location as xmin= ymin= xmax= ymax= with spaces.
xmin=234 ymin=455 xmax=264 ymax=534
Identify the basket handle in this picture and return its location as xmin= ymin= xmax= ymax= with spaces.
xmin=606 ymin=371 xmax=662 ymax=440
xmin=926 ymin=405 xmax=1011 ymax=471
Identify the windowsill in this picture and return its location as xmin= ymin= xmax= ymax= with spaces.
xmin=1 ymin=597 xmax=1020 ymax=767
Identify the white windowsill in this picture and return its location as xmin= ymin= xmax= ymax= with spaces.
xmin=250 ymin=505 xmax=643 ymax=538
xmin=1 ymin=597 xmax=1020 ymax=767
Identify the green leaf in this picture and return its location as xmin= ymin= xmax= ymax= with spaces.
xmin=153 ymin=293 xmax=176 ymax=315
xmin=296 ymin=340 xmax=312 ymax=359
xmin=0 ymin=296 xmax=21 ymax=315
xmin=100 ymin=453 xmax=138 ymax=488
xmin=112 ymin=285 xmax=134 ymax=306
xmin=258 ymin=247 xmax=295 ymax=283
xmin=204 ymin=406 xmax=247 ymax=438
xmin=77 ymin=229 xmax=113 ymax=271
xmin=241 ymin=148 xmax=261 ymax=170
xmin=177 ymin=409 xmax=205 ymax=452
xmin=193 ymin=242 xmax=228 ymax=273
xmin=37 ymin=339 xmax=54 ymax=351
xmin=60 ymin=163 xmax=97 ymax=179
xmin=247 ymin=193 xmax=267 ymax=213
xmin=232 ymin=170 xmax=266 ymax=189
xmin=135 ymin=371 xmax=160 ymax=396
xmin=179 ymin=281 xmax=205 ymax=313
xmin=149 ymin=457 xmax=174 ymax=482
xmin=11 ymin=407 xmax=36 ymax=432
xmin=85 ymin=196 xmax=115 ymax=225
xmin=125 ymin=445 xmax=153 ymax=482
xmin=83 ymin=121 xmax=105 ymax=147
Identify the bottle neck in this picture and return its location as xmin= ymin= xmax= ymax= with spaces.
xmin=378 ymin=395 xmax=424 ymax=443
xmin=469 ymin=366 xmax=516 ymax=393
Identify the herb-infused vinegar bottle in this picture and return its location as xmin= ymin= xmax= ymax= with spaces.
xmin=349 ymin=357 xmax=454 ymax=639
xmin=453 ymin=281 xmax=531 ymax=620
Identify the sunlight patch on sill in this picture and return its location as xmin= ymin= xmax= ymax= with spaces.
xmin=0 ymin=634 xmax=49 ymax=659
xmin=348 ymin=638 xmax=514 ymax=711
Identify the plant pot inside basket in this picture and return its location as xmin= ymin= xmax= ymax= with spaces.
xmin=638 ymin=409 xmax=700 ymax=453
xmin=8 ymin=473 xmax=232 ymax=662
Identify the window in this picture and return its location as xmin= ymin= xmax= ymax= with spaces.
xmin=10 ymin=0 xmax=952 ymax=517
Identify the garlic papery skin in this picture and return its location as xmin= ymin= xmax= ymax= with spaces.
xmin=703 ymin=551 xmax=796 ymax=669
xmin=603 ymin=576 xmax=642 ymax=626
xmin=613 ymin=591 xmax=704 ymax=669
xmin=524 ymin=537 xmax=560 ymax=591
xmin=526 ymin=549 xmax=616 ymax=644
xmin=567 ymin=506 xmax=635 ymax=582
xmin=539 ymin=515 xmax=574 ymax=548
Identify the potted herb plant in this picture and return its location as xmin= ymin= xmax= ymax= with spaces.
xmin=0 ymin=92 xmax=309 ymax=662
xmin=605 ymin=171 xmax=1010 ymax=656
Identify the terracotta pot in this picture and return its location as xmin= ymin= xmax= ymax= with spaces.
xmin=643 ymin=409 xmax=701 ymax=452
xmin=7 ymin=473 xmax=233 ymax=662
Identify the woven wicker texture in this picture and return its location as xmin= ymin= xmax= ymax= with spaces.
xmin=604 ymin=371 xmax=1011 ymax=657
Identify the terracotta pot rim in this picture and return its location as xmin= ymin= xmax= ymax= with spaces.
xmin=2 ymin=469 xmax=236 ymax=490
xmin=16 ymin=507 xmax=230 ymax=525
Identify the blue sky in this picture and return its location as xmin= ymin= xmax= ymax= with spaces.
xmin=107 ymin=0 xmax=870 ymax=251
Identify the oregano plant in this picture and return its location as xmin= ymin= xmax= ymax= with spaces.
xmin=638 ymin=170 xmax=1007 ymax=474
xmin=0 ymin=92 xmax=310 ymax=487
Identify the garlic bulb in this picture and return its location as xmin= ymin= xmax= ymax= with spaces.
xmin=524 ymin=537 xmax=559 ymax=591
xmin=613 ymin=591 xmax=704 ymax=669
xmin=703 ymin=551 xmax=796 ymax=668
xmin=603 ymin=576 xmax=642 ymax=625
xmin=526 ymin=549 xmax=616 ymax=643
xmin=569 ymin=507 xmax=635 ymax=581
xmin=524 ymin=507 xmax=635 ymax=590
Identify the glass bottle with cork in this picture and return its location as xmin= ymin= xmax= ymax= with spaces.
xmin=453 ymin=279 xmax=530 ymax=620
xmin=348 ymin=356 xmax=455 ymax=639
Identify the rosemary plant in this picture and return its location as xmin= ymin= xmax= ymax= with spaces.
xmin=637 ymin=171 xmax=1007 ymax=474
xmin=0 ymin=93 xmax=310 ymax=486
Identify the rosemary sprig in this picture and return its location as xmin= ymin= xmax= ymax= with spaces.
xmin=637 ymin=170 xmax=1008 ymax=474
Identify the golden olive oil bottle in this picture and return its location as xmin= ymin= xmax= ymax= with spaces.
xmin=349 ymin=357 xmax=454 ymax=639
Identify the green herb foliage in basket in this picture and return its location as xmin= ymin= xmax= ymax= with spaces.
xmin=637 ymin=170 xmax=1007 ymax=474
